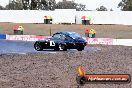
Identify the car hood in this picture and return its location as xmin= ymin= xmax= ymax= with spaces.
xmin=43 ymin=37 xmax=52 ymax=41
xmin=74 ymin=37 xmax=87 ymax=43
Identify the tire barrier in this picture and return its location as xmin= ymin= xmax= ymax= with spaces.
xmin=113 ymin=39 xmax=132 ymax=46
xmin=6 ymin=35 xmax=49 ymax=41
xmin=0 ymin=34 xmax=6 ymax=39
xmin=85 ymin=38 xmax=113 ymax=45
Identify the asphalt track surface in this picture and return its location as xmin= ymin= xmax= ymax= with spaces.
xmin=0 ymin=40 xmax=101 ymax=54
xmin=0 ymin=40 xmax=132 ymax=88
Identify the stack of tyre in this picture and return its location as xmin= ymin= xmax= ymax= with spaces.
xmin=0 ymin=34 xmax=6 ymax=40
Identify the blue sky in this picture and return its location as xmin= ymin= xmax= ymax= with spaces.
xmin=0 ymin=0 xmax=122 ymax=11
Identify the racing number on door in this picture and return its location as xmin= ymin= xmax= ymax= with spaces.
xmin=50 ymin=41 xmax=55 ymax=46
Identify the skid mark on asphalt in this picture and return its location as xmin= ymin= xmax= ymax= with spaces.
xmin=0 ymin=40 xmax=101 ymax=54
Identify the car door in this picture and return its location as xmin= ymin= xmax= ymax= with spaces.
xmin=60 ymin=34 xmax=75 ymax=49
xmin=59 ymin=34 xmax=66 ymax=42
xmin=49 ymin=33 xmax=61 ymax=48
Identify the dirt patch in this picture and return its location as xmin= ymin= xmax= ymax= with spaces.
xmin=0 ymin=23 xmax=132 ymax=38
xmin=0 ymin=45 xmax=132 ymax=88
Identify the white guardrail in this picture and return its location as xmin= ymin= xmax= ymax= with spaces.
xmin=5 ymin=35 xmax=132 ymax=46
xmin=113 ymin=39 xmax=132 ymax=46
xmin=1 ymin=10 xmax=132 ymax=25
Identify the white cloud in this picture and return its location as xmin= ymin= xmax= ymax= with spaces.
xmin=0 ymin=0 xmax=9 ymax=7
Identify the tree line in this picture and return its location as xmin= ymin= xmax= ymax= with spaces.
xmin=0 ymin=0 xmax=132 ymax=11
xmin=0 ymin=0 xmax=86 ymax=11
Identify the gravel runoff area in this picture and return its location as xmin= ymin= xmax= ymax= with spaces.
xmin=0 ymin=45 xmax=132 ymax=88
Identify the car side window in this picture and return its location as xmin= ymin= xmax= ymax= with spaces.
xmin=60 ymin=34 xmax=66 ymax=40
xmin=66 ymin=36 xmax=73 ymax=41
xmin=61 ymin=34 xmax=73 ymax=41
xmin=53 ymin=34 xmax=61 ymax=39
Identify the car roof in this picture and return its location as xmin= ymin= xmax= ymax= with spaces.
xmin=55 ymin=32 xmax=76 ymax=35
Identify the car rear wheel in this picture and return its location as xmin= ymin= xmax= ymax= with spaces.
xmin=59 ymin=44 xmax=67 ymax=51
xmin=54 ymin=45 xmax=59 ymax=51
xmin=77 ymin=47 xmax=84 ymax=51
xmin=34 ymin=42 xmax=43 ymax=51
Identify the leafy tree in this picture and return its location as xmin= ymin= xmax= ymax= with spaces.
xmin=76 ymin=3 xmax=86 ymax=11
xmin=5 ymin=0 xmax=86 ymax=10
xmin=6 ymin=0 xmax=23 ymax=10
xmin=5 ymin=0 xmax=56 ymax=10
xmin=0 ymin=5 xmax=5 ymax=10
xmin=22 ymin=0 xmax=30 ymax=10
xmin=22 ymin=0 xmax=56 ymax=10
xmin=40 ymin=0 xmax=56 ymax=10
xmin=30 ymin=0 xmax=38 ymax=10
xmin=96 ymin=6 xmax=108 ymax=11
xmin=118 ymin=0 xmax=132 ymax=11
xmin=55 ymin=0 xmax=86 ymax=11
xmin=56 ymin=0 xmax=76 ymax=9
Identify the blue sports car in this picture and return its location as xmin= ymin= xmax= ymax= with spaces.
xmin=34 ymin=32 xmax=87 ymax=51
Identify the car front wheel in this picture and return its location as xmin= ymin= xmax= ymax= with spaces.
xmin=77 ymin=47 xmax=84 ymax=51
xmin=59 ymin=44 xmax=67 ymax=51
xmin=34 ymin=42 xmax=43 ymax=51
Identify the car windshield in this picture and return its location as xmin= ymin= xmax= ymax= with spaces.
xmin=68 ymin=32 xmax=81 ymax=39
